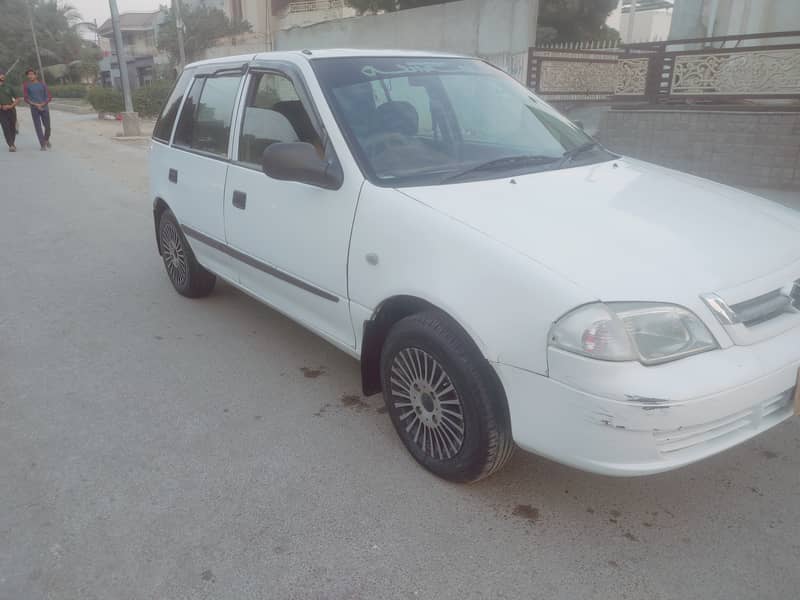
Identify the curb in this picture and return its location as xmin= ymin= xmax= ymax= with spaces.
xmin=49 ymin=102 xmax=94 ymax=115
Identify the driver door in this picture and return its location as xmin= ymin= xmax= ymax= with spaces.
xmin=223 ymin=67 xmax=361 ymax=349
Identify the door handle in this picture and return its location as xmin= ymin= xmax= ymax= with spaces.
xmin=232 ymin=190 xmax=247 ymax=210
xmin=168 ymin=168 xmax=178 ymax=183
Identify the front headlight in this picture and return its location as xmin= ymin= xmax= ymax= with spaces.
xmin=549 ymin=302 xmax=718 ymax=365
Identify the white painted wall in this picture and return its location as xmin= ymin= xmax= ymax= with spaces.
xmin=713 ymin=0 xmax=800 ymax=35
xmin=184 ymin=0 xmax=226 ymax=10
xmin=273 ymin=0 xmax=538 ymax=82
xmin=671 ymin=0 xmax=800 ymax=39
xmin=281 ymin=1 xmax=357 ymax=29
xmin=607 ymin=6 xmax=673 ymax=42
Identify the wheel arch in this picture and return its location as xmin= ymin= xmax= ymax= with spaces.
xmin=360 ymin=294 xmax=493 ymax=397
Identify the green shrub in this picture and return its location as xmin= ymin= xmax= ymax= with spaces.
xmin=49 ymin=84 xmax=89 ymax=99
xmin=87 ymin=86 xmax=124 ymax=114
xmin=133 ymin=81 xmax=174 ymax=118
xmin=86 ymin=81 xmax=174 ymax=117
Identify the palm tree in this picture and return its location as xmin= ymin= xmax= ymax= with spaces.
xmin=34 ymin=1 xmax=83 ymax=65
xmin=0 ymin=0 xmax=83 ymax=78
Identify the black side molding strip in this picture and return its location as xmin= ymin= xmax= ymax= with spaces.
xmin=181 ymin=225 xmax=340 ymax=303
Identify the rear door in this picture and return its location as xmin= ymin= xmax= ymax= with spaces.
xmin=167 ymin=70 xmax=244 ymax=281
xmin=223 ymin=65 xmax=362 ymax=349
xmin=150 ymin=68 xmax=193 ymax=212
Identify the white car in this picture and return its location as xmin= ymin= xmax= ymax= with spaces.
xmin=149 ymin=50 xmax=800 ymax=482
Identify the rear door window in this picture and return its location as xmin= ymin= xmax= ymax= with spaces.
xmin=173 ymin=74 xmax=242 ymax=157
xmin=153 ymin=69 xmax=193 ymax=143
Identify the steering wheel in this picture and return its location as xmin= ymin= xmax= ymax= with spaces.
xmin=362 ymin=131 xmax=411 ymax=158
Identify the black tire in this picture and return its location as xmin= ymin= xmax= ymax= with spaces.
xmin=380 ymin=310 xmax=514 ymax=483
xmin=158 ymin=209 xmax=216 ymax=298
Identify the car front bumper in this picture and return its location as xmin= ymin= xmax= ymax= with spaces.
xmin=494 ymin=324 xmax=800 ymax=477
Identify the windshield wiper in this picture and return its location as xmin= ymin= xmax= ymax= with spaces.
xmin=442 ymin=155 xmax=560 ymax=183
xmin=559 ymin=141 xmax=600 ymax=167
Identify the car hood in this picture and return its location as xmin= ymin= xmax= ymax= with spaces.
xmin=402 ymin=158 xmax=800 ymax=301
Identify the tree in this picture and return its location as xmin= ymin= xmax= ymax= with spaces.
xmin=345 ymin=0 xmax=457 ymax=14
xmin=0 ymin=0 xmax=83 ymax=83
xmin=157 ymin=5 xmax=251 ymax=65
xmin=538 ymin=0 xmax=621 ymax=42
xmin=77 ymin=45 xmax=102 ymax=83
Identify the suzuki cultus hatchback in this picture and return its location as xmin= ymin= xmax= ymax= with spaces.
xmin=149 ymin=50 xmax=800 ymax=482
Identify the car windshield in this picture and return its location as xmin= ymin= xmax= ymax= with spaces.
xmin=311 ymin=56 xmax=614 ymax=186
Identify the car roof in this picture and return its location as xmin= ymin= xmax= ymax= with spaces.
xmin=185 ymin=48 xmax=468 ymax=69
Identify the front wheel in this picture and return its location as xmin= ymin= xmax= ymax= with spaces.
xmin=380 ymin=311 xmax=514 ymax=483
xmin=158 ymin=209 xmax=216 ymax=298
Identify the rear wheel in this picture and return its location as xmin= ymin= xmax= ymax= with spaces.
xmin=158 ymin=209 xmax=216 ymax=298
xmin=380 ymin=311 xmax=514 ymax=483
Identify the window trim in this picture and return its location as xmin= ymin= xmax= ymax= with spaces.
xmin=170 ymin=71 xmax=246 ymax=160
xmin=171 ymin=76 xmax=205 ymax=150
xmin=233 ymin=70 xmax=310 ymax=169
xmin=152 ymin=68 xmax=195 ymax=144
xmin=230 ymin=61 xmax=342 ymax=183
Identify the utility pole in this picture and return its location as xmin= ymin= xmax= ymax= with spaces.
xmin=108 ymin=0 xmax=140 ymax=135
xmin=26 ymin=0 xmax=46 ymax=83
xmin=265 ymin=0 xmax=274 ymax=51
xmin=174 ymin=0 xmax=187 ymax=70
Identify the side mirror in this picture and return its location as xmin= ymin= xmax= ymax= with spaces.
xmin=574 ymin=120 xmax=585 ymax=131
xmin=261 ymin=142 xmax=343 ymax=190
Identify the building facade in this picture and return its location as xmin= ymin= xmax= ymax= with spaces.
xmin=607 ymin=1 xmax=675 ymax=43
xmin=225 ymin=0 xmax=356 ymax=35
xmin=670 ymin=0 xmax=800 ymax=39
xmin=73 ymin=21 xmax=100 ymax=45
xmin=96 ymin=11 xmax=170 ymax=90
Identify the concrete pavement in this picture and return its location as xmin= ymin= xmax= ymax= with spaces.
xmin=1 ymin=111 xmax=799 ymax=600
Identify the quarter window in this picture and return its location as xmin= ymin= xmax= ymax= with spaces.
xmin=173 ymin=78 xmax=204 ymax=149
xmin=238 ymin=72 xmax=322 ymax=166
xmin=153 ymin=69 xmax=193 ymax=142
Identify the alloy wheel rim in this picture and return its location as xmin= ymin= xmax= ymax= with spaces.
xmin=160 ymin=222 xmax=188 ymax=287
xmin=389 ymin=347 xmax=465 ymax=460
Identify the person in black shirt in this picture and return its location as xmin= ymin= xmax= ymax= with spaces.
xmin=0 ymin=69 xmax=20 ymax=152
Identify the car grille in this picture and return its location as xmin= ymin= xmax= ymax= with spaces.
xmin=704 ymin=278 xmax=800 ymax=329
xmin=730 ymin=286 xmax=799 ymax=327
xmin=653 ymin=388 xmax=794 ymax=457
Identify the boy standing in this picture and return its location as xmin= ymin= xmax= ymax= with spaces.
xmin=23 ymin=68 xmax=52 ymax=150
xmin=0 ymin=69 xmax=20 ymax=152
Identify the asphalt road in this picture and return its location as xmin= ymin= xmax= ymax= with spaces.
xmin=1 ymin=112 xmax=799 ymax=600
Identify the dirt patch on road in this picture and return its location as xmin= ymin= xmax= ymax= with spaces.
xmin=511 ymin=504 xmax=540 ymax=523
xmin=300 ymin=366 xmax=326 ymax=378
